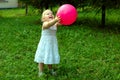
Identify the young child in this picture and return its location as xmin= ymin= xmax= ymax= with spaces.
xmin=34 ymin=9 xmax=61 ymax=77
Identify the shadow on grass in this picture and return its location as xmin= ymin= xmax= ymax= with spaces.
xmin=75 ymin=17 xmax=120 ymax=34
xmin=40 ymin=66 xmax=80 ymax=80
xmin=1 ymin=14 xmax=119 ymax=34
xmin=54 ymin=66 xmax=80 ymax=80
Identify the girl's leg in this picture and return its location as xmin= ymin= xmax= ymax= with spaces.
xmin=38 ymin=63 xmax=44 ymax=72
xmin=48 ymin=64 xmax=52 ymax=70
xmin=48 ymin=64 xmax=56 ymax=75
xmin=38 ymin=63 xmax=44 ymax=77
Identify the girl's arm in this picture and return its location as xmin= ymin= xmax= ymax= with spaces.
xmin=42 ymin=17 xmax=60 ymax=29
xmin=55 ymin=22 xmax=62 ymax=27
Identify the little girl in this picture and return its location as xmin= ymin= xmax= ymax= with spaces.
xmin=34 ymin=9 xmax=61 ymax=77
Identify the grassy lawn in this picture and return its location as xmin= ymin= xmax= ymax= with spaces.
xmin=0 ymin=8 xmax=120 ymax=80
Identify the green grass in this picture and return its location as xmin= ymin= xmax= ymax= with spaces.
xmin=0 ymin=8 xmax=120 ymax=80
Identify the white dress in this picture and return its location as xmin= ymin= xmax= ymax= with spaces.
xmin=34 ymin=25 xmax=60 ymax=64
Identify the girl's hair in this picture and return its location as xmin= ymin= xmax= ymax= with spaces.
xmin=41 ymin=9 xmax=52 ymax=22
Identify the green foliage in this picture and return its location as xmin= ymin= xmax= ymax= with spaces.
xmin=87 ymin=0 xmax=120 ymax=8
xmin=19 ymin=0 xmax=57 ymax=9
xmin=0 ymin=8 xmax=120 ymax=80
xmin=19 ymin=0 xmax=120 ymax=9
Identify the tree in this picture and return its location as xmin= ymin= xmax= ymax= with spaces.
xmin=19 ymin=0 xmax=49 ymax=14
xmin=19 ymin=0 xmax=120 ymax=28
xmin=88 ymin=0 xmax=120 ymax=28
xmin=19 ymin=0 xmax=31 ymax=15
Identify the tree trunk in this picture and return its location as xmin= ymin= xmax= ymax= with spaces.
xmin=45 ymin=1 xmax=49 ymax=9
xmin=45 ymin=4 xmax=49 ymax=9
xmin=101 ymin=0 xmax=106 ymax=28
xmin=25 ymin=3 xmax=28 ymax=15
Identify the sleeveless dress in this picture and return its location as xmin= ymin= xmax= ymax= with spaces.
xmin=34 ymin=25 xmax=60 ymax=64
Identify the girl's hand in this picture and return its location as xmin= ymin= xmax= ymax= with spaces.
xmin=55 ymin=16 xmax=62 ymax=26
xmin=55 ymin=16 xmax=61 ymax=22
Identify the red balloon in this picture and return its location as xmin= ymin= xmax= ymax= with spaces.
xmin=57 ymin=4 xmax=78 ymax=26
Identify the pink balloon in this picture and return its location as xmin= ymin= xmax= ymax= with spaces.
xmin=57 ymin=4 xmax=78 ymax=26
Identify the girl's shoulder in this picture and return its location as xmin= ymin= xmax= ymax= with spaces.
xmin=42 ymin=22 xmax=57 ymax=30
xmin=42 ymin=22 xmax=48 ymax=29
xmin=42 ymin=22 xmax=48 ymax=27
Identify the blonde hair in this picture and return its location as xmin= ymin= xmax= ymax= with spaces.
xmin=41 ymin=9 xmax=52 ymax=22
